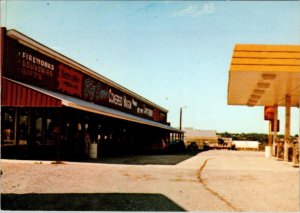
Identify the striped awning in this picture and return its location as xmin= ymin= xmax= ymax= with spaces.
xmin=2 ymin=77 xmax=62 ymax=107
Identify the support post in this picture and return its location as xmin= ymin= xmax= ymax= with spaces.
xmin=292 ymin=97 xmax=300 ymax=166
xmin=269 ymin=121 xmax=273 ymax=147
xmin=179 ymin=107 xmax=182 ymax=131
xmin=14 ymin=108 xmax=19 ymax=158
xmin=272 ymin=106 xmax=278 ymax=157
xmin=55 ymin=109 xmax=62 ymax=163
xmin=284 ymin=95 xmax=291 ymax=161
xmin=14 ymin=108 xmax=18 ymax=144
xmin=265 ymin=120 xmax=273 ymax=158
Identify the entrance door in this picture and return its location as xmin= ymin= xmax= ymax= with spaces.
xmin=32 ymin=113 xmax=44 ymax=145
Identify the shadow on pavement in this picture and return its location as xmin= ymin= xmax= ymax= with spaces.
xmin=2 ymin=193 xmax=186 ymax=211
xmin=82 ymin=153 xmax=197 ymax=165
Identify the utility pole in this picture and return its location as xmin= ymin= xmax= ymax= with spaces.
xmin=179 ymin=107 xmax=182 ymax=131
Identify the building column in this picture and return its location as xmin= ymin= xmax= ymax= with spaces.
xmin=14 ymin=107 xmax=19 ymax=146
xmin=272 ymin=106 xmax=278 ymax=157
xmin=55 ymin=108 xmax=62 ymax=163
xmin=292 ymin=97 xmax=300 ymax=166
xmin=284 ymin=95 xmax=291 ymax=161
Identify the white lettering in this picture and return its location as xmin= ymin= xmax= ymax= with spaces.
xmin=21 ymin=51 xmax=55 ymax=71
xmin=123 ymin=96 xmax=132 ymax=109
xmin=108 ymin=89 xmax=123 ymax=107
xmin=137 ymin=105 xmax=153 ymax=117
xmin=144 ymin=107 xmax=153 ymax=117
xmin=132 ymin=98 xmax=137 ymax=107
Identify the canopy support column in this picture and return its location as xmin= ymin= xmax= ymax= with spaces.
xmin=284 ymin=95 xmax=291 ymax=161
xmin=265 ymin=120 xmax=273 ymax=158
xmin=292 ymin=97 xmax=300 ymax=166
xmin=272 ymin=106 xmax=278 ymax=157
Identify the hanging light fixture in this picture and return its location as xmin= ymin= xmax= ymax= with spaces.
xmin=253 ymin=89 xmax=265 ymax=95
xmin=257 ymin=82 xmax=270 ymax=88
xmin=251 ymin=94 xmax=261 ymax=100
xmin=262 ymin=74 xmax=276 ymax=80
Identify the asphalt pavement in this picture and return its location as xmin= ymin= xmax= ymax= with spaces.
xmin=1 ymin=150 xmax=299 ymax=212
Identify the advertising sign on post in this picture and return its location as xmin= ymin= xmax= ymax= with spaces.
xmin=264 ymin=106 xmax=275 ymax=120
xmin=271 ymin=119 xmax=280 ymax=132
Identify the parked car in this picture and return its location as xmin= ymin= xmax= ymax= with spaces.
xmin=187 ymin=141 xmax=198 ymax=152
xmin=151 ymin=139 xmax=168 ymax=152
xmin=168 ymin=140 xmax=186 ymax=153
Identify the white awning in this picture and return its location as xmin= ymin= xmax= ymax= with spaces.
xmin=5 ymin=78 xmax=182 ymax=133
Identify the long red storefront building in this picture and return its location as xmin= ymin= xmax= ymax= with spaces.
xmin=1 ymin=28 xmax=183 ymax=160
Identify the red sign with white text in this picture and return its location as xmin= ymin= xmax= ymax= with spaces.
xmin=264 ymin=106 xmax=275 ymax=120
xmin=57 ymin=64 xmax=83 ymax=97
xmin=4 ymin=36 xmax=168 ymax=124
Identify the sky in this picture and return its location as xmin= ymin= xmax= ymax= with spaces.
xmin=1 ymin=1 xmax=300 ymax=135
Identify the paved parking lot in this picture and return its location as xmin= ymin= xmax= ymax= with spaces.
xmin=1 ymin=150 xmax=299 ymax=212
xmin=83 ymin=153 xmax=196 ymax=165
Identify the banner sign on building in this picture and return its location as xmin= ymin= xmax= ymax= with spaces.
xmin=83 ymin=77 xmax=108 ymax=103
xmin=58 ymin=64 xmax=83 ymax=97
xmin=4 ymin=37 xmax=58 ymax=90
xmin=4 ymin=37 xmax=167 ymax=123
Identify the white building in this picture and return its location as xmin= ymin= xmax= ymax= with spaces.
xmin=233 ymin=140 xmax=260 ymax=151
xmin=183 ymin=127 xmax=218 ymax=148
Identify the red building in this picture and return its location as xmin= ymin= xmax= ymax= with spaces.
xmin=1 ymin=28 xmax=183 ymax=160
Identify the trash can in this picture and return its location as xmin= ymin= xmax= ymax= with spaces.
xmin=89 ymin=143 xmax=97 ymax=159
xmin=265 ymin=146 xmax=271 ymax=158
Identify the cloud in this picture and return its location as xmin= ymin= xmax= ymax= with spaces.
xmin=201 ymin=2 xmax=215 ymax=14
xmin=173 ymin=2 xmax=215 ymax=17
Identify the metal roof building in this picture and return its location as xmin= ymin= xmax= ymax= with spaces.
xmin=1 ymin=28 xmax=183 ymax=160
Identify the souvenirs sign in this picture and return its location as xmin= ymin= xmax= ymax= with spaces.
xmin=4 ymin=36 xmax=167 ymax=123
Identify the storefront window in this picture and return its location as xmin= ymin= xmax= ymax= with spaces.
xmin=46 ymin=118 xmax=55 ymax=145
xmin=1 ymin=108 xmax=15 ymax=146
xmin=18 ymin=111 xmax=29 ymax=145
xmin=35 ymin=117 xmax=43 ymax=145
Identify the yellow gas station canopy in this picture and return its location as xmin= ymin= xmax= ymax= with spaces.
xmin=227 ymin=44 xmax=300 ymax=107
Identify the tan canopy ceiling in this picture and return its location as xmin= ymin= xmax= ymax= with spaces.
xmin=227 ymin=44 xmax=300 ymax=107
